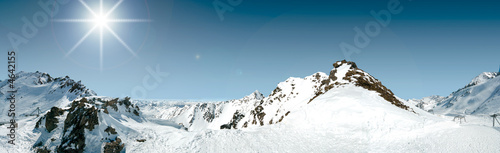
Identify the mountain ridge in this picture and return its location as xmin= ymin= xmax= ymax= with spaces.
xmin=410 ymin=71 xmax=500 ymax=115
xmin=0 ymin=71 xmax=96 ymax=121
xmin=147 ymin=60 xmax=414 ymax=131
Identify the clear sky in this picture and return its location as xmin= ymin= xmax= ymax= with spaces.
xmin=0 ymin=0 xmax=499 ymax=100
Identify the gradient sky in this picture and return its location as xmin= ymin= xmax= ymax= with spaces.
xmin=0 ymin=0 xmax=499 ymax=100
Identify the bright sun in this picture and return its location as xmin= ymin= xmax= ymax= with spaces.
xmin=52 ymin=0 xmax=150 ymax=71
xmin=94 ymin=15 xmax=108 ymax=27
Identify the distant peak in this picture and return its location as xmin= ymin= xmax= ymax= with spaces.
xmin=467 ymin=72 xmax=500 ymax=87
xmin=253 ymin=90 xmax=261 ymax=94
xmin=16 ymin=71 xmax=52 ymax=77
xmin=4 ymin=71 xmax=97 ymax=97
xmin=243 ymin=90 xmax=264 ymax=100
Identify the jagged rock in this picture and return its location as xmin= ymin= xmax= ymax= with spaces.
xmin=58 ymin=98 xmax=99 ymax=152
xmin=220 ymin=111 xmax=245 ymax=129
xmin=105 ymin=126 xmax=118 ymax=135
xmin=103 ymin=138 xmax=125 ymax=153
xmin=44 ymin=107 xmax=64 ymax=132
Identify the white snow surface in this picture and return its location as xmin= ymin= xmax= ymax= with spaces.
xmin=334 ymin=64 xmax=351 ymax=83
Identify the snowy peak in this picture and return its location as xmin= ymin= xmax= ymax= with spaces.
xmin=0 ymin=71 xmax=96 ymax=121
xmin=328 ymin=60 xmax=358 ymax=83
xmin=9 ymin=71 xmax=96 ymax=97
xmin=242 ymin=90 xmax=264 ymax=101
xmin=466 ymin=72 xmax=499 ymax=87
xmin=16 ymin=71 xmax=54 ymax=85
xmin=426 ymin=71 xmax=500 ymax=115
xmin=319 ymin=60 xmax=412 ymax=112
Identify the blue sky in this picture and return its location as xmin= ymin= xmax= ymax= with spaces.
xmin=0 ymin=0 xmax=499 ymax=100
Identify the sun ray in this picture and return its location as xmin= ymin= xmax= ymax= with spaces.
xmin=79 ymin=0 xmax=98 ymax=17
xmin=65 ymin=25 xmax=98 ymax=57
xmin=100 ymin=26 xmax=104 ymax=71
xmin=105 ymin=0 xmax=124 ymax=17
xmin=107 ymin=19 xmax=151 ymax=22
xmin=57 ymin=0 xmax=148 ymax=70
xmin=52 ymin=19 xmax=94 ymax=22
xmin=100 ymin=0 xmax=103 ymax=15
xmin=104 ymin=25 xmax=138 ymax=57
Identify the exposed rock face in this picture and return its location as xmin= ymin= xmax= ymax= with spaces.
xmin=220 ymin=111 xmax=245 ymax=129
xmin=337 ymin=60 xmax=411 ymax=112
xmin=105 ymin=126 xmax=118 ymax=135
xmin=33 ymin=71 xmax=53 ymax=85
xmin=53 ymin=75 xmax=96 ymax=97
xmin=35 ymin=107 xmax=64 ymax=133
xmin=32 ymin=97 xmax=143 ymax=153
xmin=57 ymin=98 xmax=99 ymax=152
xmin=102 ymin=97 xmax=139 ymax=116
xmin=103 ymin=138 xmax=125 ymax=153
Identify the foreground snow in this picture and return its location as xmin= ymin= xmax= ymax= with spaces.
xmin=2 ymin=98 xmax=500 ymax=152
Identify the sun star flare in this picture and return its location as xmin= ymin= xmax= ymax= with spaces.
xmin=53 ymin=0 xmax=150 ymax=71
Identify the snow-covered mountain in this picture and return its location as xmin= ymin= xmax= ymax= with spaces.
xmin=408 ymin=95 xmax=446 ymax=111
xmin=118 ymin=60 xmax=498 ymax=152
xmin=0 ymin=71 xmax=96 ymax=121
xmin=32 ymin=97 xmax=144 ymax=153
xmin=2 ymin=61 xmax=500 ymax=153
xmin=0 ymin=72 xmax=147 ymax=152
xmin=412 ymin=72 xmax=500 ymax=115
xmin=139 ymin=60 xmax=415 ymax=131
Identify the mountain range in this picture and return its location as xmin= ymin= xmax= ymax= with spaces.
xmin=1 ymin=60 xmax=499 ymax=153
xmin=408 ymin=72 xmax=500 ymax=115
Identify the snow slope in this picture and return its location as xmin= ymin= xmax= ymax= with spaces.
xmin=0 ymin=71 xmax=96 ymax=122
xmin=413 ymin=72 xmax=500 ymax=115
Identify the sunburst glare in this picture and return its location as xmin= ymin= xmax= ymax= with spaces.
xmin=53 ymin=0 xmax=150 ymax=71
